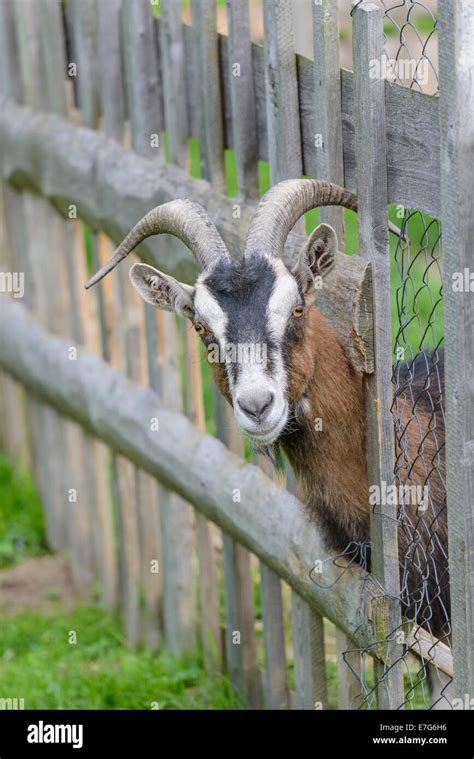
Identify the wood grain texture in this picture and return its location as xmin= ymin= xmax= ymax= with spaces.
xmin=312 ymin=0 xmax=344 ymax=241
xmin=191 ymin=0 xmax=225 ymax=191
xmin=439 ymin=0 xmax=474 ymax=700
xmin=122 ymin=0 xmax=163 ymax=159
xmin=97 ymin=0 xmax=126 ymax=142
xmin=214 ymin=391 xmax=260 ymax=708
xmin=260 ymin=563 xmax=288 ymax=709
xmin=353 ymin=2 xmax=404 ymax=710
xmin=0 ymin=0 xmax=21 ymax=101
xmin=0 ymin=181 xmax=31 ymax=472
xmin=226 ymin=0 xmax=259 ymax=199
xmin=221 ymin=533 xmax=260 ymax=708
xmin=68 ymin=0 xmax=99 ymax=128
xmin=184 ymin=326 xmax=222 ymax=666
xmin=335 ymin=627 xmax=363 ymax=710
xmin=155 ymin=309 xmax=196 ymax=655
xmin=11 ymin=0 xmax=71 ymax=557
xmin=291 ymin=592 xmax=328 ymax=710
xmin=262 ymin=0 xmax=302 ymax=184
xmin=160 ymin=0 xmax=188 ymax=168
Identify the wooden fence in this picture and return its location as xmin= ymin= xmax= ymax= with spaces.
xmin=0 ymin=0 xmax=471 ymax=710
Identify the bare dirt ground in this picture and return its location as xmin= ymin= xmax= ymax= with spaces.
xmin=0 ymin=555 xmax=77 ymax=616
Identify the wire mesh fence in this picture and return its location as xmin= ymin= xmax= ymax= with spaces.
xmin=309 ymin=1 xmax=450 ymax=710
xmin=349 ymin=0 xmax=438 ymax=94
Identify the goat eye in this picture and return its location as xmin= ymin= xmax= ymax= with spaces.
xmin=291 ymin=305 xmax=304 ymax=318
xmin=194 ymin=322 xmax=206 ymax=335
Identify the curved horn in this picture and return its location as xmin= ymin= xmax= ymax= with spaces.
xmin=244 ymin=179 xmax=357 ymax=259
xmin=245 ymin=178 xmax=406 ymax=258
xmin=84 ymin=199 xmax=230 ymax=289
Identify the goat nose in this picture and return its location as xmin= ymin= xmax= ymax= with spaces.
xmin=237 ymin=391 xmax=274 ymax=419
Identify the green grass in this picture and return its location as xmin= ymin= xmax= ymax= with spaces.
xmin=0 ymin=456 xmax=239 ymax=710
xmin=0 ymin=605 xmax=240 ymax=710
xmin=0 ymin=455 xmax=48 ymax=569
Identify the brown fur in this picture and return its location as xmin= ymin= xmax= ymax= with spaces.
xmin=282 ymin=306 xmax=449 ymax=640
xmin=209 ymin=304 xmax=449 ymax=639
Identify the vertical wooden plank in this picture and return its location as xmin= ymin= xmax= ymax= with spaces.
xmin=214 ymin=393 xmax=260 ymax=708
xmin=439 ymin=0 xmax=474 ymax=701
xmin=0 ymin=183 xmax=48 ymax=502
xmin=191 ymin=0 xmax=226 ymax=191
xmin=69 ymin=0 xmax=99 ymax=128
xmin=96 ymin=0 xmax=160 ymax=636
xmin=312 ymin=0 xmax=344 ymax=241
xmin=313 ymin=2 xmax=360 ymax=705
xmin=0 ymin=0 xmax=22 ymax=101
xmin=0 ymin=184 xmax=31 ymax=472
xmin=226 ymin=0 xmax=259 ymax=199
xmin=122 ymin=0 xmax=163 ymax=159
xmin=0 ymin=2 xmax=29 ymax=473
xmin=39 ymin=0 xmax=68 ymax=116
xmin=291 ymin=593 xmax=328 ymax=710
xmin=155 ymin=310 xmax=196 ymax=655
xmin=335 ymin=628 xmax=363 ymax=710
xmin=183 ymin=326 xmax=222 ymax=666
xmin=11 ymin=0 xmax=69 ymax=554
xmin=191 ymin=0 xmax=257 ymax=692
xmin=69 ymin=0 xmax=122 ymax=607
xmin=160 ymin=0 xmax=188 ymax=167
xmin=37 ymin=0 xmax=82 ymax=568
xmin=97 ymin=255 xmax=141 ymax=643
xmin=263 ymin=0 xmax=326 ymax=709
xmin=72 ymin=241 xmax=119 ymax=608
xmin=253 ymin=448 xmax=289 ymax=709
xmin=97 ymin=0 xmax=126 ymax=142
xmin=260 ymin=564 xmax=288 ymax=709
xmin=14 ymin=0 xmax=44 ymax=109
xmin=262 ymin=0 xmax=302 ymax=185
xmin=352 ymin=2 xmax=404 ymax=709
xmin=118 ymin=0 xmax=193 ymax=652
xmin=221 ymin=533 xmax=260 ymax=707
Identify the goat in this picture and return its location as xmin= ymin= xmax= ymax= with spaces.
xmin=85 ymin=178 xmax=449 ymax=645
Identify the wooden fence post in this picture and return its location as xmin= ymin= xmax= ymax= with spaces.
xmin=352 ymin=2 xmax=404 ymax=709
xmin=439 ymin=0 xmax=474 ymax=702
xmin=263 ymin=0 xmax=328 ymax=711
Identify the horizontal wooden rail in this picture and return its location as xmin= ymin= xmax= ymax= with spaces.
xmin=0 ymin=99 xmax=373 ymax=373
xmin=0 ymin=298 xmax=453 ymax=678
xmin=0 ymin=300 xmax=374 ymax=646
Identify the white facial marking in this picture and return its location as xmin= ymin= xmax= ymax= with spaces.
xmin=232 ymin=260 xmax=300 ymax=444
xmin=266 ymin=259 xmax=301 ymax=341
xmin=193 ymin=282 xmax=228 ymax=345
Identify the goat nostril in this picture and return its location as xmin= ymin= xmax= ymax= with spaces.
xmin=237 ymin=392 xmax=274 ymax=419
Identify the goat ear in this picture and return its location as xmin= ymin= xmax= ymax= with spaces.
xmin=129 ymin=263 xmax=195 ymax=319
xmin=293 ymin=223 xmax=338 ymax=296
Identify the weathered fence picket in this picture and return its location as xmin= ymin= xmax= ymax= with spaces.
xmin=352 ymin=2 xmax=404 ymax=709
xmin=439 ymin=0 xmax=474 ymax=702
